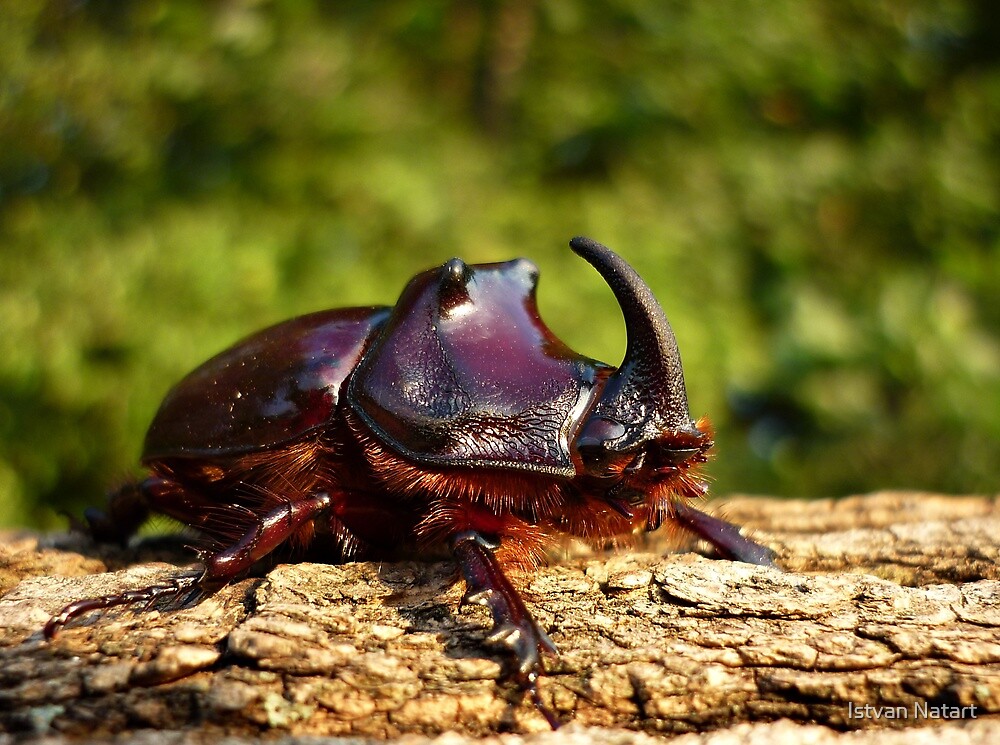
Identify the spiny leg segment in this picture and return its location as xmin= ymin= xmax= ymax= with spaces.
xmin=451 ymin=530 xmax=560 ymax=728
xmin=45 ymin=491 xmax=334 ymax=639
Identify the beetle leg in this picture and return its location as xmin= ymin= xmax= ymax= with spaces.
xmin=76 ymin=476 xmax=222 ymax=545
xmin=196 ymin=492 xmax=333 ymax=593
xmin=450 ymin=530 xmax=560 ymax=728
xmin=45 ymin=492 xmax=335 ymax=639
xmin=672 ymin=501 xmax=777 ymax=567
xmin=43 ymin=571 xmax=202 ymax=639
xmin=73 ymin=477 xmax=163 ymax=544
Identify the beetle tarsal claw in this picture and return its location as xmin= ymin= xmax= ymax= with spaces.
xmin=462 ymin=588 xmax=493 ymax=606
xmin=485 ymin=620 xmax=559 ymax=676
xmin=487 ymin=623 xmax=521 ymax=645
xmin=537 ymin=626 xmax=558 ymax=655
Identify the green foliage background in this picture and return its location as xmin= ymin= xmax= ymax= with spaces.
xmin=1 ymin=1 xmax=997 ymax=529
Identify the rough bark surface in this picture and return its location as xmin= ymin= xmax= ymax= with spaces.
xmin=1 ymin=491 xmax=999 ymax=745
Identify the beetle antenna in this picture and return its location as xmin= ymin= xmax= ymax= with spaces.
xmin=569 ymin=236 xmax=694 ymax=449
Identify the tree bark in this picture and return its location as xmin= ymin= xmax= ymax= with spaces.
xmin=1 ymin=491 xmax=999 ymax=744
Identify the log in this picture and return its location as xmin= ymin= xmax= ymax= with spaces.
xmin=1 ymin=491 xmax=999 ymax=744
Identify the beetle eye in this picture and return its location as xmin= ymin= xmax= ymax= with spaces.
xmin=576 ymin=444 xmax=638 ymax=480
xmin=577 ymin=444 xmax=631 ymax=479
xmin=575 ymin=416 xmax=632 ymax=478
xmin=576 ymin=416 xmax=626 ymax=451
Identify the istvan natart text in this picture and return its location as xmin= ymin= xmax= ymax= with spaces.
xmin=847 ymin=701 xmax=977 ymax=720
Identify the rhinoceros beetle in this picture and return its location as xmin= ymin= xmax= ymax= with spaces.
xmin=46 ymin=237 xmax=775 ymax=727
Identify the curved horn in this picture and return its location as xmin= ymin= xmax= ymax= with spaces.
xmin=570 ymin=236 xmax=693 ymax=451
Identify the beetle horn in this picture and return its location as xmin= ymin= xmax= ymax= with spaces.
xmin=570 ymin=236 xmax=695 ymax=452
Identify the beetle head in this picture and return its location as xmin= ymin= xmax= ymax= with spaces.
xmin=570 ymin=237 xmax=712 ymax=512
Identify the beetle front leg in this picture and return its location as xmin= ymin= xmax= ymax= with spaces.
xmin=450 ymin=530 xmax=560 ymax=727
xmin=672 ymin=501 xmax=777 ymax=567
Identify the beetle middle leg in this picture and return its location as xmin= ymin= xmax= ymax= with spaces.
xmin=450 ymin=530 xmax=560 ymax=728
xmin=194 ymin=491 xmax=334 ymax=593
xmin=45 ymin=492 xmax=336 ymax=639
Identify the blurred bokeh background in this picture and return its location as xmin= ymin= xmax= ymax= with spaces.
xmin=1 ymin=1 xmax=998 ymax=530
